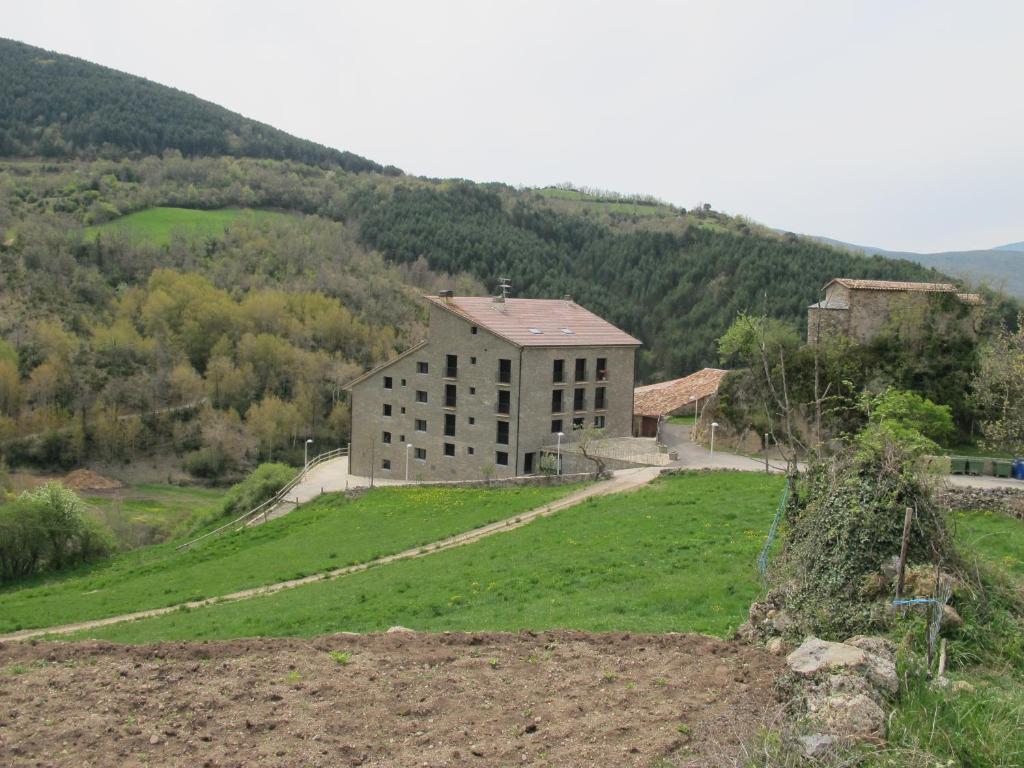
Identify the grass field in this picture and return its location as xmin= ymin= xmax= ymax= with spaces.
xmin=84 ymin=207 xmax=290 ymax=246
xmin=84 ymin=483 xmax=226 ymax=550
xmin=72 ymin=472 xmax=786 ymax=643
xmin=954 ymin=508 xmax=1024 ymax=580
xmin=0 ymin=484 xmax=576 ymax=634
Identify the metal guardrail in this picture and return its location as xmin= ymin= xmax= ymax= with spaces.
xmin=175 ymin=447 xmax=348 ymax=552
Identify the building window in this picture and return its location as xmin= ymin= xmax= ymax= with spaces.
xmin=496 ymin=450 xmax=508 ymax=466
xmin=551 ymin=419 xmax=563 ymax=433
xmin=574 ymin=387 xmax=586 ymax=411
xmin=399 ymin=434 xmax=405 ymax=443
xmin=595 ymin=386 xmax=606 ymax=410
xmin=497 ymin=389 xmax=510 ymax=415
xmin=415 ymin=418 xmax=427 ymax=432
xmin=467 ymin=446 xmax=475 ymax=455
xmin=469 ymin=386 xmax=476 ymax=395
xmin=470 ymin=356 xmax=477 ymax=365
xmin=444 ymin=413 xmax=456 ymax=437
xmin=417 ymin=361 xmax=429 ymax=374
xmin=444 ymin=442 xmax=455 ymax=457
xmin=446 ymin=354 xmax=458 ymax=379
xmin=468 ymin=416 xmax=476 ymax=425
xmin=381 ymin=459 xmax=391 ymax=470
xmin=401 ymin=378 xmax=406 ymax=387
xmin=594 ymin=415 xmax=605 ymax=428
xmin=445 ymin=383 xmax=457 ymax=407
xmin=498 ymin=358 xmax=512 ymax=384
xmin=384 ymin=376 xmax=393 ymax=389
xmin=471 ymin=326 xmax=478 ymax=335
xmin=415 ymin=447 xmax=426 ymax=461
xmin=382 ymin=431 xmax=392 ymax=444
xmin=596 ymin=358 xmax=608 ymax=381
xmin=400 ymin=406 xmax=406 ymax=414
xmin=383 ymin=403 xmax=392 ymax=417
xmin=496 ymin=420 xmax=510 ymax=445
xmin=416 ymin=390 xmax=428 ymax=403
xmin=553 ymin=359 xmax=565 ymax=383
xmin=573 ymin=417 xmax=584 ymax=429
xmin=551 ymin=389 xmax=564 ymax=413
xmin=574 ymin=358 xmax=587 ymax=382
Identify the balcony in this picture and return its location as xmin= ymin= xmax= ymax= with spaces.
xmin=445 ymin=366 xmax=458 ymax=379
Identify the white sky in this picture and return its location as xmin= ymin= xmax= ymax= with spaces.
xmin=4 ymin=0 xmax=1022 ymax=252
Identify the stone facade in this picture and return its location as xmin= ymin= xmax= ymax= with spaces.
xmin=347 ymin=299 xmax=639 ymax=481
xmin=807 ymin=279 xmax=983 ymax=345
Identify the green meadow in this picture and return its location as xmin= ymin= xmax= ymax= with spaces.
xmin=84 ymin=207 xmax=290 ymax=246
xmin=0 ymin=484 xmax=575 ymax=633
xmin=73 ymin=472 xmax=786 ymax=643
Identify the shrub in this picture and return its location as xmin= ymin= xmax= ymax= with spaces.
xmin=773 ymin=442 xmax=957 ymax=637
xmin=0 ymin=482 xmax=113 ymax=583
xmin=184 ymin=446 xmax=230 ymax=479
xmin=220 ymin=462 xmax=296 ymax=519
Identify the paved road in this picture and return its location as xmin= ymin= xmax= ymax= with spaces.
xmin=1 ymin=466 xmax=661 ymax=642
xmin=254 ymin=456 xmax=406 ymax=524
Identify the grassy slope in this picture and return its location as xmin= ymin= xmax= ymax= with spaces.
xmin=873 ymin=508 xmax=1024 ymax=768
xmin=0 ymin=484 xmax=575 ymax=633
xmin=84 ymin=207 xmax=290 ymax=246
xmin=74 ymin=472 xmax=786 ymax=643
xmin=84 ymin=483 xmax=226 ymax=541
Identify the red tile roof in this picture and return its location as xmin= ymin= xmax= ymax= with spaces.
xmin=633 ymin=368 xmax=729 ymax=417
xmin=425 ymin=296 xmax=641 ymax=347
xmin=829 ymin=278 xmax=959 ymax=292
xmin=826 ymin=279 xmax=982 ymax=306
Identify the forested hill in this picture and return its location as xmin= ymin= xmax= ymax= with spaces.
xmin=0 ymin=38 xmax=393 ymax=174
xmin=354 ymin=183 xmax=950 ymax=377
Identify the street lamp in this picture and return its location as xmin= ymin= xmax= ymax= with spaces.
xmin=556 ymin=431 xmax=565 ymax=475
xmin=710 ymin=422 xmax=719 ymax=458
xmin=405 ymin=443 xmax=413 ymax=481
xmin=304 ymin=438 xmax=314 ymax=469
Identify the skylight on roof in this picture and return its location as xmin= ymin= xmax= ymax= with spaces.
xmin=528 ymin=328 xmax=543 ymax=334
xmin=560 ymin=328 xmax=574 ymax=335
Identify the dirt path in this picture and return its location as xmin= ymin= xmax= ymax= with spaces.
xmin=0 ymin=630 xmax=782 ymax=767
xmin=0 ymin=467 xmax=662 ymax=643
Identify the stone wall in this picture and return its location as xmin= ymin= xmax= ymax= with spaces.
xmin=937 ymin=485 xmax=1024 ymax=520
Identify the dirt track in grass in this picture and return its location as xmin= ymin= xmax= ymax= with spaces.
xmin=0 ymin=630 xmax=782 ymax=767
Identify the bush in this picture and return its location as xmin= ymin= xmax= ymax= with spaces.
xmin=0 ymin=482 xmax=113 ymax=583
xmin=184 ymin=446 xmax=230 ymax=479
xmin=220 ymin=462 xmax=296 ymax=519
xmin=773 ymin=442 xmax=957 ymax=637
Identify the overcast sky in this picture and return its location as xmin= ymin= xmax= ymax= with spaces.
xmin=5 ymin=1 xmax=1022 ymax=252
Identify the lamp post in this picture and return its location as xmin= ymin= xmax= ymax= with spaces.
xmin=304 ymin=438 xmax=314 ymax=470
xmin=556 ymin=431 xmax=565 ymax=475
xmin=405 ymin=443 xmax=413 ymax=482
xmin=710 ymin=422 xmax=719 ymax=458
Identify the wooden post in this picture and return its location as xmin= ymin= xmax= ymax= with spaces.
xmin=896 ymin=506 xmax=914 ymax=599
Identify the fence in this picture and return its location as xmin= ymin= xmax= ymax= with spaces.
xmin=175 ymin=446 xmax=348 ymax=551
xmin=757 ymin=478 xmax=792 ymax=582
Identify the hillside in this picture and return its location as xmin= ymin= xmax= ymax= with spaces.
xmin=0 ymin=38 xmax=1002 ymax=475
xmin=0 ymin=38 xmax=394 ymax=174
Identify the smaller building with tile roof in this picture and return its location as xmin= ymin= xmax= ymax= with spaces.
xmin=808 ymin=278 xmax=983 ymax=345
xmin=632 ymin=368 xmax=729 ymax=438
xmin=345 ymin=293 xmax=641 ymax=481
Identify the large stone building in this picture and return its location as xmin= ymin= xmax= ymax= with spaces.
xmin=807 ymin=278 xmax=983 ymax=345
xmin=346 ymin=293 xmax=641 ymax=481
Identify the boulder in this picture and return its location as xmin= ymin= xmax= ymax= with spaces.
xmin=386 ymin=626 xmax=414 ymax=634
xmin=797 ymin=734 xmax=836 ymax=759
xmin=811 ymin=693 xmax=885 ymax=738
xmin=844 ymin=635 xmax=896 ymax=663
xmin=787 ymin=637 xmax=897 ymax=694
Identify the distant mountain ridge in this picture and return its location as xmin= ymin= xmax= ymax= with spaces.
xmin=810 ymin=236 xmax=1024 ymax=297
xmin=0 ymin=38 xmax=395 ymax=174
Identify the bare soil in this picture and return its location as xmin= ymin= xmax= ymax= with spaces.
xmin=0 ymin=631 xmax=782 ymax=767
xmin=62 ymin=469 xmax=124 ymax=492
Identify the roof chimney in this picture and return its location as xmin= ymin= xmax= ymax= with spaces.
xmin=437 ymin=289 xmax=453 ymax=302
xmin=563 ymin=294 xmax=573 ymax=302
